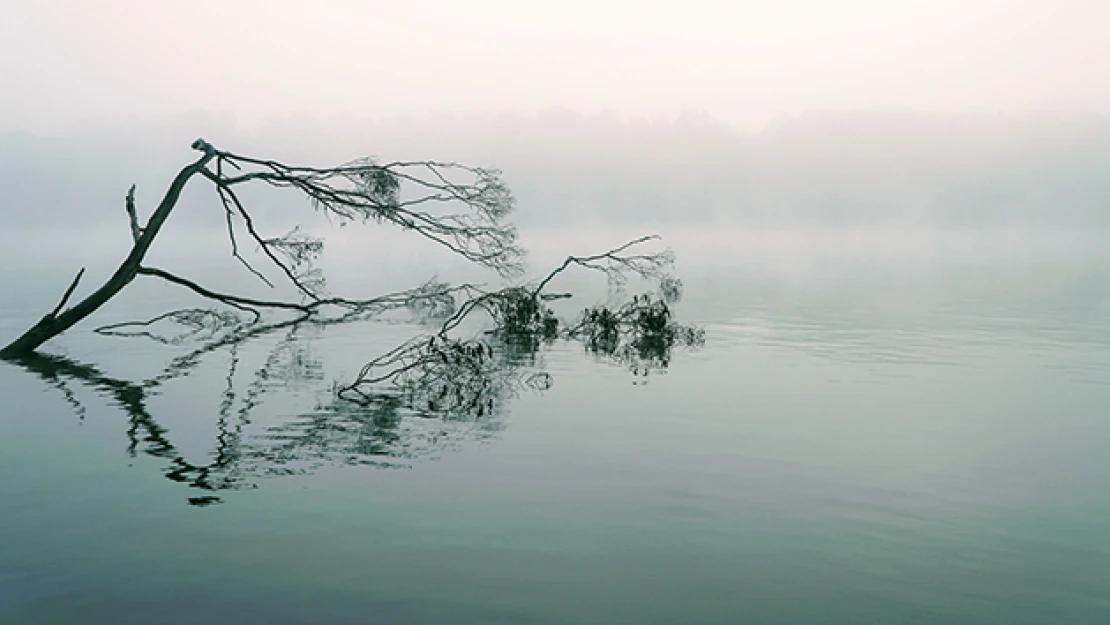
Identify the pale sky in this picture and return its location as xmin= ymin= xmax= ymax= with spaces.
xmin=3 ymin=0 xmax=1110 ymax=132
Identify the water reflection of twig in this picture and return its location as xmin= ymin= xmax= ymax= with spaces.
xmin=4 ymin=262 xmax=702 ymax=505
xmin=2 ymin=315 xmax=530 ymax=506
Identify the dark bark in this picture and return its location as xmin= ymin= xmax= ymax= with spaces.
xmin=0 ymin=138 xmax=533 ymax=358
xmin=0 ymin=141 xmax=215 ymax=357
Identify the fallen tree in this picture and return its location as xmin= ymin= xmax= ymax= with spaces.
xmin=1 ymin=138 xmax=702 ymax=412
xmin=11 ymin=284 xmax=698 ymax=505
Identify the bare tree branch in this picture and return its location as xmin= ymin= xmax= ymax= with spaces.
xmin=0 ymin=139 xmax=217 ymax=357
xmin=213 ymin=179 xmax=274 ymax=289
xmin=532 ymin=235 xmax=674 ymax=297
xmin=204 ymin=172 xmax=311 ymax=296
xmin=49 ymin=268 xmax=86 ymax=318
xmin=1 ymin=138 xmax=521 ymax=356
xmin=138 ymin=266 xmax=303 ymax=318
xmin=2 ymin=139 xmax=700 ymax=420
xmin=209 ymin=150 xmax=525 ymax=277
xmin=336 ymin=236 xmax=700 ymax=408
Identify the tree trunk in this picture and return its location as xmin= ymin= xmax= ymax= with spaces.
xmin=0 ymin=146 xmax=215 ymax=358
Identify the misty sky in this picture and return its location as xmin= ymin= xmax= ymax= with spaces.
xmin=3 ymin=1 xmax=1110 ymax=236
xmin=4 ymin=1 xmax=1110 ymax=131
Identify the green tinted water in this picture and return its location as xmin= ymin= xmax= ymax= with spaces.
xmin=2 ymin=243 xmax=1109 ymax=624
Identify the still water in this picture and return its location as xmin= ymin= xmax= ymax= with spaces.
xmin=2 ymin=230 xmax=1109 ymax=624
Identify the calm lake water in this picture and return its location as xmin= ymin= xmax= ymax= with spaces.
xmin=2 ymin=229 xmax=1109 ymax=624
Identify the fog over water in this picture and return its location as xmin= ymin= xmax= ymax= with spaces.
xmin=4 ymin=0 xmax=1110 ymax=620
xmin=3 ymin=111 xmax=1108 ymax=343
xmin=4 ymin=111 xmax=1110 ymax=233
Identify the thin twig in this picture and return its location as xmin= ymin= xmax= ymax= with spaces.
xmin=203 ymin=170 xmax=316 ymax=298
xmin=215 ymin=184 xmax=274 ymax=288
xmin=49 ymin=267 xmax=86 ymax=318
xmin=532 ymin=235 xmax=666 ymax=297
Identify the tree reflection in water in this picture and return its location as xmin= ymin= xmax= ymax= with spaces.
xmin=6 ymin=255 xmax=703 ymax=506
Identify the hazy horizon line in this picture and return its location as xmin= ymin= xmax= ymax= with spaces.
xmin=7 ymin=106 xmax=1110 ymax=139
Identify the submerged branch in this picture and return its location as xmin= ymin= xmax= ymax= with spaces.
xmin=336 ymin=236 xmax=701 ymax=409
xmin=0 ymin=137 xmax=706 ymax=507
